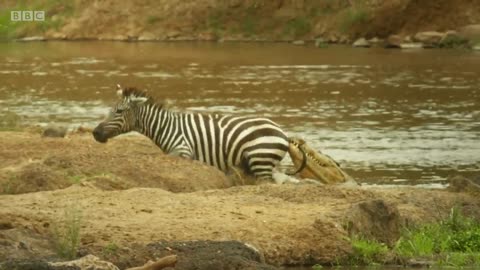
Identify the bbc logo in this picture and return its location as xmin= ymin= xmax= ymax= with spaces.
xmin=11 ymin=11 xmax=45 ymax=21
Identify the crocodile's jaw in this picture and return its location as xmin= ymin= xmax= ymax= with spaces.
xmin=288 ymin=138 xmax=355 ymax=184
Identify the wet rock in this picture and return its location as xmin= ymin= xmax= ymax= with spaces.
xmin=292 ymin=40 xmax=305 ymax=46
xmin=110 ymin=240 xmax=276 ymax=270
xmin=385 ymin=34 xmax=402 ymax=48
xmin=368 ymin=37 xmax=383 ymax=44
xmin=42 ymin=126 xmax=67 ymax=138
xmin=50 ymin=255 xmax=118 ymax=270
xmin=399 ymin=43 xmax=423 ymax=49
xmin=352 ymin=38 xmax=370 ymax=48
xmin=448 ymin=175 xmax=480 ymax=194
xmin=344 ymin=199 xmax=401 ymax=246
xmin=413 ymin=31 xmax=445 ymax=46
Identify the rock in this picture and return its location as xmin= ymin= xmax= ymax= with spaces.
xmin=138 ymin=32 xmax=157 ymax=41
xmin=413 ymin=31 xmax=445 ymax=46
xmin=17 ymin=36 xmax=46 ymax=42
xmin=448 ymin=175 xmax=480 ymax=193
xmin=166 ymin=30 xmax=181 ymax=39
xmin=50 ymin=255 xmax=119 ymax=270
xmin=352 ymin=37 xmax=370 ymax=48
xmin=385 ymin=34 xmax=403 ymax=48
xmin=292 ymin=40 xmax=305 ymax=46
xmin=399 ymin=43 xmax=423 ymax=49
xmin=368 ymin=37 xmax=383 ymax=44
xmin=112 ymin=240 xmax=276 ymax=270
xmin=458 ymin=24 xmax=480 ymax=40
xmin=473 ymin=44 xmax=480 ymax=51
xmin=344 ymin=199 xmax=402 ymax=246
xmin=42 ymin=126 xmax=68 ymax=138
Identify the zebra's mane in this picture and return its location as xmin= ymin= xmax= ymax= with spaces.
xmin=122 ymin=87 xmax=151 ymax=99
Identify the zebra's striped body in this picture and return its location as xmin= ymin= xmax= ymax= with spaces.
xmin=93 ymin=86 xmax=289 ymax=181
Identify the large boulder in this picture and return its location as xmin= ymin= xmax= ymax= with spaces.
xmin=458 ymin=24 xmax=480 ymax=40
xmin=344 ymin=199 xmax=402 ymax=246
xmin=413 ymin=31 xmax=445 ymax=46
xmin=385 ymin=34 xmax=403 ymax=48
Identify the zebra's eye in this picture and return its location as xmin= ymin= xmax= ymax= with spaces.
xmin=115 ymin=108 xmax=125 ymax=113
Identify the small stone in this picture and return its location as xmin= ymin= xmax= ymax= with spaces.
xmin=473 ymin=44 xmax=480 ymax=51
xmin=352 ymin=37 xmax=370 ymax=48
xmin=42 ymin=126 xmax=67 ymax=138
xmin=292 ymin=40 xmax=305 ymax=46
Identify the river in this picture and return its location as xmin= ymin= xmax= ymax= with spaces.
xmin=0 ymin=41 xmax=479 ymax=185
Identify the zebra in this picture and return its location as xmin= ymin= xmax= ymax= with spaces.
xmin=92 ymin=85 xmax=306 ymax=182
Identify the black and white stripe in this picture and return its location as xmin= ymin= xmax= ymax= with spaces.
xmin=93 ymin=87 xmax=289 ymax=181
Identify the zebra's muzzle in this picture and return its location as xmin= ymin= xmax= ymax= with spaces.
xmin=92 ymin=125 xmax=109 ymax=143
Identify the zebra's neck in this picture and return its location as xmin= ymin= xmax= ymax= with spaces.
xmin=134 ymin=103 xmax=181 ymax=152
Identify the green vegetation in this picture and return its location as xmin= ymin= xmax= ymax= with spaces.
xmin=102 ymin=242 xmax=120 ymax=256
xmin=284 ymin=17 xmax=311 ymax=38
xmin=311 ymin=264 xmax=323 ymax=270
xmin=339 ymin=6 xmax=369 ymax=33
xmin=347 ymin=207 xmax=480 ymax=267
xmin=146 ymin=15 xmax=162 ymax=25
xmin=51 ymin=207 xmax=83 ymax=260
xmin=439 ymin=34 xmax=470 ymax=49
xmin=349 ymin=236 xmax=388 ymax=265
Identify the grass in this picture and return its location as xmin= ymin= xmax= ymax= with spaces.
xmin=349 ymin=236 xmax=388 ymax=265
xmin=346 ymin=207 xmax=480 ymax=268
xmin=339 ymin=6 xmax=369 ymax=33
xmin=283 ymin=16 xmax=311 ymax=38
xmin=102 ymin=242 xmax=120 ymax=256
xmin=146 ymin=15 xmax=162 ymax=25
xmin=51 ymin=207 xmax=82 ymax=260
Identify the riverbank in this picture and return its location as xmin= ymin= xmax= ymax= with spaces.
xmin=1 ymin=130 xmax=480 ymax=269
xmin=1 ymin=0 xmax=480 ymax=49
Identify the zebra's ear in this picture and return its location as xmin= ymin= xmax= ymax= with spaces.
xmin=116 ymin=84 xmax=123 ymax=97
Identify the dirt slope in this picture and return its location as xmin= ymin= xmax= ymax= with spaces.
xmin=2 ymin=0 xmax=480 ymax=41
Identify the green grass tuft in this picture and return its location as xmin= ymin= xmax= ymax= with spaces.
xmin=350 ymin=236 xmax=388 ymax=265
xmin=51 ymin=207 xmax=82 ymax=260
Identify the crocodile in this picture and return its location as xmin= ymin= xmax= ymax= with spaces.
xmin=287 ymin=137 xmax=355 ymax=184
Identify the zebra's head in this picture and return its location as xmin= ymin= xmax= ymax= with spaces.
xmin=93 ymin=84 xmax=151 ymax=143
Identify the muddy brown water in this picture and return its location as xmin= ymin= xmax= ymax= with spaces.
xmin=0 ymin=42 xmax=479 ymax=185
